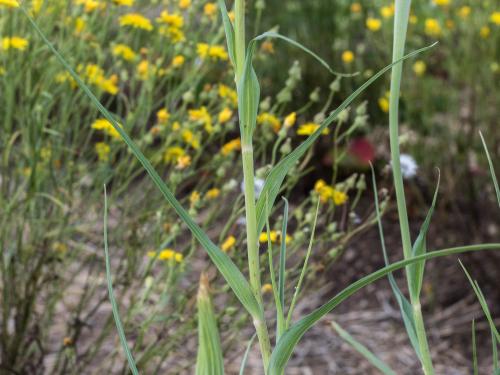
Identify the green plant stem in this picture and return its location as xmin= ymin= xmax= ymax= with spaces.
xmin=235 ymin=0 xmax=272 ymax=371
xmin=390 ymin=1 xmax=434 ymax=374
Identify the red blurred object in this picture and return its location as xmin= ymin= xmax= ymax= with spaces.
xmin=348 ymin=137 xmax=375 ymax=165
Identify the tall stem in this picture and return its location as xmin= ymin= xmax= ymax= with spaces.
xmin=390 ymin=1 xmax=434 ymax=374
xmin=234 ymin=1 xmax=272 ymax=371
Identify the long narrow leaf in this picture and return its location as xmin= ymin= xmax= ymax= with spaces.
xmin=278 ymin=198 xmax=289 ymax=318
xmin=255 ymin=42 xmax=438 ymax=237
xmin=479 ymin=131 xmax=500 ymax=207
xmin=268 ymin=243 xmax=500 ymax=375
xmin=239 ymin=334 xmax=257 ymax=375
xmin=22 ymin=7 xmax=261 ymax=318
xmin=103 ymin=186 xmax=139 ymax=375
xmin=371 ymin=164 xmax=421 ymax=358
xmin=217 ymin=0 xmax=236 ymax=67
xmin=331 ymin=322 xmax=396 ymax=375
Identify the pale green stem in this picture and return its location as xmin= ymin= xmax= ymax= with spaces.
xmin=390 ymin=1 xmax=434 ymax=374
xmin=235 ymin=0 xmax=272 ymax=371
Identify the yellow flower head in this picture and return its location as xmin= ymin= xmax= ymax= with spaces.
xmin=2 ymin=36 xmax=29 ymax=51
xmin=190 ymin=191 xmax=200 ymax=206
xmin=113 ymin=0 xmax=134 ymax=6
xmin=91 ymin=119 xmax=122 ymax=139
xmin=205 ymin=188 xmax=220 ymax=200
xmin=218 ymin=107 xmax=233 ymax=124
xmin=112 ymin=44 xmax=136 ymax=61
xmin=433 ymin=0 xmax=450 ymax=6
xmin=172 ymin=55 xmax=185 ymax=68
xmin=257 ymin=112 xmax=281 ymax=132
xmin=149 ymin=248 xmax=183 ymax=263
xmin=157 ymin=10 xmax=184 ymax=28
xmin=412 ymin=60 xmax=426 ymax=76
xmin=189 ymin=106 xmax=213 ymax=133
xmin=297 ymin=123 xmax=328 ymax=136
xmin=179 ymin=0 xmax=191 ymax=9
xmin=75 ymin=0 xmax=105 ymax=13
xmin=164 ymin=146 xmax=185 ymax=163
xmin=380 ymin=5 xmax=394 ymax=19
xmin=119 ymin=13 xmax=153 ymax=31
xmin=284 ymin=112 xmax=296 ymax=128
xmin=204 ymin=2 xmax=217 ymax=17
xmin=218 ymin=84 xmax=238 ymax=106
xmin=350 ymin=3 xmax=361 ymax=13
xmin=137 ymin=60 xmax=155 ymax=80
xmin=341 ymin=50 xmax=355 ymax=64
xmin=197 ymin=43 xmax=228 ymax=61
xmin=314 ymin=179 xmax=348 ymax=205
xmin=221 ymin=235 xmax=236 ymax=252
xmin=221 ymin=138 xmax=241 ymax=156
xmin=157 ymin=108 xmax=170 ymax=124
xmin=425 ymin=18 xmax=441 ymax=36
xmin=480 ymin=26 xmax=491 ymax=38
xmin=458 ymin=6 xmax=471 ymax=19
xmin=0 ymin=0 xmax=19 ymax=7
xmin=378 ymin=97 xmax=389 ymax=113
xmin=261 ymin=283 xmax=273 ymax=294
xmin=259 ymin=231 xmax=278 ymax=244
xmin=366 ymin=17 xmax=381 ymax=32
xmin=176 ymin=155 xmax=191 ymax=169
xmin=491 ymin=12 xmax=500 ymax=26
xmin=182 ymin=129 xmax=200 ymax=149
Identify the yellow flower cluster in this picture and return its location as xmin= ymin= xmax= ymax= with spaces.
xmin=82 ymin=64 xmax=119 ymax=95
xmin=148 ymin=249 xmax=183 ymax=263
xmin=257 ymin=112 xmax=281 ymax=132
xmin=218 ymin=84 xmax=238 ymax=106
xmin=91 ymin=118 xmax=122 ymax=139
xmin=189 ymin=106 xmax=213 ymax=132
xmin=366 ymin=17 xmax=382 ymax=32
xmin=297 ymin=123 xmax=328 ymax=136
xmin=197 ymin=43 xmax=228 ymax=61
xmin=2 ymin=36 xmax=28 ymax=51
xmin=0 ymin=0 xmax=19 ymax=8
xmin=221 ymin=138 xmax=241 ymax=155
xmin=314 ymin=180 xmax=348 ymax=205
xmin=112 ymin=44 xmax=137 ymax=61
xmin=221 ymin=235 xmax=236 ymax=252
xmin=119 ymin=13 xmax=153 ymax=31
xmin=259 ymin=231 xmax=292 ymax=244
xmin=157 ymin=10 xmax=185 ymax=42
xmin=113 ymin=0 xmax=134 ymax=6
xmin=218 ymin=107 xmax=233 ymax=124
xmin=74 ymin=0 xmax=105 ymax=13
xmin=425 ymin=18 xmax=442 ymax=36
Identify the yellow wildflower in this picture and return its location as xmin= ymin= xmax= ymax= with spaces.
xmin=157 ymin=10 xmax=184 ymax=28
xmin=221 ymin=235 xmax=236 ymax=252
xmin=218 ymin=107 xmax=233 ymax=124
xmin=218 ymin=84 xmax=238 ymax=106
xmin=259 ymin=231 xmax=278 ymax=244
xmin=413 ymin=60 xmax=426 ymax=76
xmin=91 ymin=119 xmax=122 ymax=139
xmin=258 ymin=112 xmax=281 ymax=132
xmin=378 ymin=97 xmax=389 ymax=113
xmin=366 ymin=17 xmax=382 ymax=32
xmin=172 ymin=55 xmax=185 ymax=68
xmin=458 ymin=6 xmax=471 ymax=19
xmin=164 ymin=146 xmax=185 ymax=163
xmin=425 ymin=18 xmax=441 ymax=36
xmin=221 ymin=138 xmax=241 ymax=155
xmin=2 ymin=37 xmax=29 ymax=51
xmin=433 ymin=0 xmax=450 ymax=6
xmin=189 ymin=107 xmax=213 ymax=133
xmin=480 ymin=26 xmax=491 ymax=38
xmin=491 ymin=12 xmax=500 ymax=26
xmin=157 ymin=108 xmax=170 ymax=124
xmin=137 ymin=60 xmax=154 ymax=80
xmin=284 ymin=112 xmax=296 ymax=128
xmin=297 ymin=123 xmax=328 ymax=136
xmin=205 ymin=188 xmax=220 ymax=200
xmin=149 ymin=249 xmax=183 ymax=263
xmin=0 ymin=0 xmax=19 ymax=7
xmin=119 ymin=13 xmax=153 ymax=31
xmin=380 ymin=5 xmax=394 ymax=19
xmin=176 ymin=155 xmax=191 ymax=169
xmin=182 ymin=129 xmax=200 ymax=149
xmin=112 ymin=44 xmax=136 ymax=61
xmin=333 ymin=190 xmax=348 ymax=205
xmin=204 ymin=2 xmax=217 ymax=17
xmin=350 ymin=3 xmax=361 ymax=13
xmin=261 ymin=40 xmax=274 ymax=54
xmin=409 ymin=15 xmax=418 ymax=25
xmin=95 ymin=142 xmax=111 ymax=161
xmin=190 ymin=191 xmax=200 ymax=206
xmin=197 ymin=43 xmax=228 ymax=61
xmin=261 ymin=283 xmax=273 ymax=294
xmin=113 ymin=0 xmax=133 ymax=5
xmin=314 ymin=180 xmax=348 ymax=205
xmin=179 ymin=0 xmax=191 ymax=9
xmin=75 ymin=17 xmax=86 ymax=34
xmin=341 ymin=50 xmax=354 ymax=64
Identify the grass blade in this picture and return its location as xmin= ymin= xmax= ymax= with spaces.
xmin=239 ymin=333 xmax=257 ymax=375
xmin=103 ymin=186 xmax=139 ymax=375
xmin=278 ymin=198 xmax=289 ymax=322
xmin=331 ymin=322 xmax=397 ymax=375
xmin=370 ymin=164 xmax=421 ymax=358
xmin=22 ymin=7 xmax=261 ymax=318
xmin=196 ymin=273 xmax=225 ymax=375
xmin=237 ymin=40 xmax=260 ymax=140
xmin=268 ymin=243 xmax=500 ymax=374
xmin=217 ymin=0 xmax=236 ymax=67
xmin=479 ymin=131 xmax=500 ymax=208
xmin=255 ymin=42 xmax=438 ymax=237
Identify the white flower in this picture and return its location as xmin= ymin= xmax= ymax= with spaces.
xmin=240 ymin=177 xmax=265 ymax=198
xmin=397 ymin=154 xmax=418 ymax=179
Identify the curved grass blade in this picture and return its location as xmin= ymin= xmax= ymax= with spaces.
xmin=23 ymin=7 xmax=261 ymax=319
xmin=239 ymin=333 xmax=257 ymax=375
xmin=196 ymin=273 xmax=224 ymax=375
xmin=331 ymin=322 xmax=396 ymax=375
xmin=268 ymin=243 xmax=500 ymax=375
xmin=217 ymin=0 xmax=236 ymax=67
xmin=255 ymin=42 xmax=438 ymax=237
xmin=370 ymin=164 xmax=420 ymax=359
xmin=103 ymin=186 xmax=139 ymax=375
xmin=409 ymin=170 xmax=440 ymax=299
xmin=253 ymin=31 xmax=356 ymax=77
xmin=278 ymin=198 xmax=289 ymax=320
xmin=479 ymin=131 xmax=500 ymax=207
